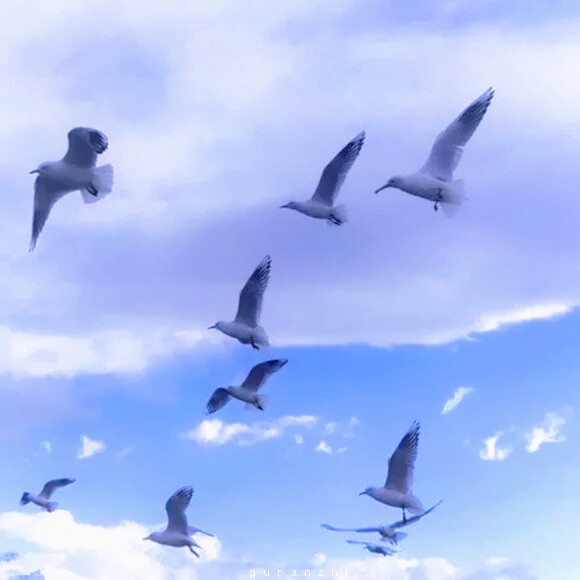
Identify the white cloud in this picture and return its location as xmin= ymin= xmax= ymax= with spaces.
xmin=472 ymin=303 xmax=572 ymax=334
xmin=115 ymin=447 xmax=134 ymax=459
xmin=323 ymin=422 xmax=337 ymax=435
xmin=315 ymin=440 xmax=333 ymax=454
xmin=40 ymin=441 xmax=52 ymax=454
xmin=442 ymin=387 xmax=474 ymax=414
xmin=294 ymin=434 xmax=304 ymax=444
xmin=77 ymin=435 xmax=106 ymax=460
xmin=184 ymin=415 xmax=319 ymax=446
xmin=0 ymin=510 xmax=220 ymax=580
xmin=525 ymin=412 xmax=567 ymax=453
xmin=479 ymin=433 xmax=512 ymax=461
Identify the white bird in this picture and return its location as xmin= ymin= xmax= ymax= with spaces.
xmin=375 ymin=88 xmax=494 ymax=216
xmin=346 ymin=539 xmax=398 ymax=557
xmin=359 ymin=421 xmax=425 ymax=522
xmin=205 ymin=359 xmax=288 ymax=414
xmin=281 ymin=131 xmax=365 ymax=225
xmin=143 ymin=486 xmax=214 ymax=557
xmin=208 ymin=255 xmax=272 ymax=349
xmin=20 ymin=477 xmax=75 ymax=512
xmin=29 ymin=127 xmax=114 ymax=252
xmin=322 ymin=500 xmax=442 ymax=545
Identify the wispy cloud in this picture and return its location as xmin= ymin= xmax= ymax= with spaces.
xmin=479 ymin=432 xmax=512 ymax=461
xmin=315 ymin=440 xmax=332 ymax=455
xmin=114 ymin=447 xmax=134 ymax=460
xmin=295 ymin=434 xmax=304 ymax=445
xmin=441 ymin=387 xmax=474 ymax=415
xmin=40 ymin=441 xmax=51 ymax=454
xmin=525 ymin=412 xmax=567 ymax=453
xmin=184 ymin=416 xmax=319 ymax=446
xmin=77 ymin=435 xmax=106 ymax=460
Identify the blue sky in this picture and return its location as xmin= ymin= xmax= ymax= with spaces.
xmin=0 ymin=1 xmax=579 ymax=578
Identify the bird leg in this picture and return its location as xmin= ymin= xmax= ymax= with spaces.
xmin=188 ymin=546 xmax=200 ymax=558
xmin=402 ymin=507 xmax=407 ymax=523
xmin=329 ymin=214 xmax=343 ymax=226
xmin=86 ymin=183 xmax=98 ymax=196
xmin=433 ymin=189 xmax=443 ymax=212
xmin=250 ymin=337 xmax=259 ymax=350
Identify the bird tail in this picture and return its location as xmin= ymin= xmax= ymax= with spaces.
xmin=391 ymin=531 xmax=407 ymax=544
xmin=81 ymin=164 xmax=114 ymax=203
xmin=245 ymin=394 xmax=269 ymax=412
xmin=407 ymin=497 xmax=424 ymax=516
xmin=327 ymin=204 xmax=348 ymax=226
xmin=441 ymin=179 xmax=465 ymax=218
xmin=20 ymin=492 xmax=31 ymax=505
xmin=45 ymin=501 xmax=58 ymax=512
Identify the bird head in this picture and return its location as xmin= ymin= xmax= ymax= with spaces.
xmin=29 ymin=163 xmax=50 ymax=175
xmin=358 ymin=487 xmax=372 ymax=496
xmin=375 ymin=176 xmax=401 ymax=194
xmin=207 ymin=321 xmax=224 ymax=331
xmin=280 ymin=201 xmax=298 ymax=210
xmin=143 ymin=532 xmax=156 ymax=541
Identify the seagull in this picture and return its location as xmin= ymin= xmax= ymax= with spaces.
xmin=359 ymin=421 xmax=425 ymax=522
xmin=143 ymin=486 xmax=214 ymax=557
xmin=346 ymin=539 xmax=398 ymax=557
xmin=208 ymin=255 xmax=272 ymax=349
xmin=375 ymin=88 xmax=494 ymax=216
xmin=281 ymin=131 xmax=365 ymax=226
xmin=205 ymin=359 xmax=288 ymax=414
xmin=20 ymin=477 xmax=75 ymax=512
xmin=29 ymin=127 xmax=114 ymax=252
xmin=322 ymin=500 xmax=442 ymax=545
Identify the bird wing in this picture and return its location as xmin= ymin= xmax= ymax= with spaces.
xmin=391 ymin=500 xmax=443 ymax=529
xmin=30 ymin=176 xmax=77 ymax=252
xmin=165 ymin=486 xmax=193 ymax=534
xmin=62 ymin=127 xmax=109 ymax=167
xmin=322 ymin=524 xmax=380 ymax=533
xmin=419 ymin=88 xmax=494 ymax=181
xmin=188 ymin=525 xmax=214 ymax=537
xmin=385 ymin=421 xmax=420 ymax=494
xmin=234 ymin=255 xmax=271 ymax=327
xmin=311 ymin=131 xmax=365 ymax=206
xmin=205 ymin=388 xmax=232 ymax=415
xmin=241 ymin=359 xmax=288 ymax=392
xmin=39 ymin=478 xmax=75 ymax=499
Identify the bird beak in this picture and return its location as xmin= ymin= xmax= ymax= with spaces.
xmin=142 ymin=536 xmax=150 ymax=541
xmin=374 ymin=182 xmax=390 ymax=194
xmin=358 ymin=491 xmax=366 ymax=496
xmin=280 ymin=204 xmax=289 ymax=209
xmin=29 ymin=169 xmax=39 ymax=174
xmin=207 ymin=324 xmax=217 ymax=330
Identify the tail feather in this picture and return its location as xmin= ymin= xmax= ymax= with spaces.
xmin=81 ymin=164 xmax=114 ymax=204
xmin=441 ymin=179 xmax=465 ymax=218
xmin=245 ymin=394 xmax=269 ymax=412
xmin=327 ymin=204 xmax=348 ymax=226
xmin=45 ymin=501 xmax=58 ymax=512
xmin=20 ymin=492 xmax=31 ymax=505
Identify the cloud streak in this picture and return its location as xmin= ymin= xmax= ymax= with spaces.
xmin=525 ymin=412 xmax=567 ymax=453
xmin=442 ymin=387 xmax=474 ymax=414
xmin=77 ymin=435 xmax=106 ymax=460
xmin=479 ymin=432 xmax=512 ymax=461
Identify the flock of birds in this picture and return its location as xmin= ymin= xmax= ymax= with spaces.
xmin=19 ymin=85 xmax=495 ymax=561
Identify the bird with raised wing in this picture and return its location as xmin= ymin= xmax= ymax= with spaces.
xmin=208 ymin=255 xmax=272 ymax=349
xmin=29 ymin=127 xmax=114 ymax=252
xmin=20 ymin=478 xmax=75 ymax=512
xmin=281 ymin=131 xmax=365 ymax=226
xmin=322 ymin=500 xmax=442 ymax=545
xmin=206 ymin=359 xmax=288 ymax=414
xmin=346 ymin=539 xmax=398 ymax=557
xmin=359 ymin=421 xmax=425 ymax=522
xmin=375 ymin=88 xmax=494 ymax=216
xmin=143 ymin=486 xmax=214 ymax=557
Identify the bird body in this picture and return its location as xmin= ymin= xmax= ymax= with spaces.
xmin=346 ymin=539 xmax=397 ymax=557
xmin=29 ymin=127 xmax=114 ymax=252
xmin=360 ymin=421 xmax=424 ymax=521
xmin=281 ymin=131 xmax=365 ymax=225
xmin=208 ymin=255 xmax=272 ymax=349
xmin=20 ymin=478 xmax=75 ymax=512
xmin=375 ymin=88 xmax=494 ymax=216
xmin=143 ymin=486 xmax=213 ymax=558
xmin=206 ymin=359 xmax=288 ymax=414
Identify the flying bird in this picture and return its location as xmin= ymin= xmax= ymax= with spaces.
xmin=346 ymin=539 xmax=398 ymax=557
xmin=29 ymin=127 xmax=114 ymax=252
xmin=208 ymin=255 xmax=272 ymax=349
xmin=375 ymin=88 xmax=494 ymax=216
xmin=20 ymin=477 xmax=75 ymax=512
xmin=281 ymin=131 xmax=365 ymax=225
xmin=143 ymin=486 xmax=214 ymax=557
xmin=206 ymin=359 xmax=288 ymax=414
xmin=322 ymin=500 xmax=442 ymax=545
xmin=359 ymin=420 xmax=425 ymax=522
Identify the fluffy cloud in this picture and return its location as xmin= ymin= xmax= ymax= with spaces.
xmin=315 ymin=440 xmax=333 ymax=455
xmin=0 ymin=510 xmax=220 ymax=580
xmin=442 ymin=387 xmax=474 ymax=414
xmin=184 ymin=416 xmax=319 ymax=446
xmin=479 ymin=432 xmax=512 ymax=461
xmin=525 ymin=412 xmax=567 ymax=453
xmin=40 ymin=441 xmax=52 ymax=454
xmin=77 ymin=435 xmax=106 ymax=460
